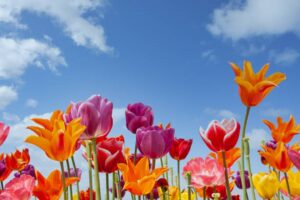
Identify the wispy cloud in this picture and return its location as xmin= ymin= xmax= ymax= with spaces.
xmin=2 ymin=112 xmax=20 ymax=123
xmin=269 ymin=48 xmax=300 ymax=66
xmin=204 ymin=108 xmax=238 ymax=119
xmin=0 ymin=86 xmax=17 ymax=110
xmin=201 ymin=49 xmax=217 ymax=61
xmin=26 ymin=98 xmax=38 ymax=108
xmin=260 ymin=108 xmax=290 ymax=118
xmin=247 ymin=128 xmax=269 ymax=150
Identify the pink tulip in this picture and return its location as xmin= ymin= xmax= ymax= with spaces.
xmin=288 ymin=149 xmax=300 ymax=170
xmin=199 ymin=118 xmax=240 ymax=152
xmin=0 ymin=174 xmax=35 ymax=200
xmin=0 ymin=122 xmax=9 ymax=146
xmin=183 ymin=157 xmax=225 ymax=188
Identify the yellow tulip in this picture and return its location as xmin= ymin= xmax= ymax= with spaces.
xmin=253 ymin=171 xmax=279 ymax=199
xmin=181 ymin=190 xmax=196 ymax=200
xmin=158 ymin=186 xmax=179 ymax=200
xmin=280 ymin=170 xmax=300 ymax=197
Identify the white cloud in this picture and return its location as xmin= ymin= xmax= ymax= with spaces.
xmin=247 ymin=128 xmax=269 ymax=149
xmin=25 ymin=98 xmax=38 ymax=108
xmin=260 ymin=108 xmax=290 ymax=117
xmin=201 ymin=50 xmax=217 ymax=61
xmin=0 ymin=86 xmax=17 ymax=109
xmin=0 ymin=0 xmax=112 ymax=52
xmin=113 ymin=107 xmax=126 ymax=123
xmin=207 ymin=0 xmax=300 ymax=40
xmin=0 ymin=37 xmax=66 ymax=79
xmin=204 ymin=108 xmax=238 ymax=119
xmin=2 ymin=112 xmax=20 ymax=123
xmin=269 ymin=49 xmax=300 ymax=65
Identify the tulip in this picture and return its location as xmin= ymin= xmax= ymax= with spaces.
xmin=182 ymin=157 xmax=225 ymax=188
xmin=263 ymin=115 xmax=300 ymax=143
xmin=209 ymin=147 xmax=241 ymax=168
xmin=169 ymin=137 xmax=193 ymax=161
xmin=125 ymin=102 xmax=154 ymax=134
xmin=199 ymin=118 xmax=240 ymax=152
xmin=288 ymin=149 xmax=300 ymax=170
xmin=64 ymin=168 xmax=82 ymax=179
xmin=65 ymin=95 xmax=113 ymax=140
xmin=0 ymin=174 xmax=35 ymax=200
xmin=33 ymin=170 xmax=79 ymax=200
xmin=158 ymin=186 xmax=179 ymax=200
xmin=0 ymin=122 xmax=9 ymax=146
xmin=136 ymin=126 xmax=174 ymax=159
xmin=0 ymin=154 xmax=12 ymax=182
xmin=6 ymin=148 xmax=30 ymax=171
xmin=234 ymin=171 xmax=250 ymax=189
xmin=117 ymin=156 xmax=168 ymax=195
xmin=78 ymin=188 xmax=96 ymax=200
xmin=280 ymin=170 xmax=300 ymax=198
xmin=252 ymin=171 xmax=279 ymax=199
xmin=230 ymin=61 xmax=286 ymax=107
xmin=196 ymin=182 xmax=235 ymax=200
xmin=15 ymin=164 xmax=36 ymax=178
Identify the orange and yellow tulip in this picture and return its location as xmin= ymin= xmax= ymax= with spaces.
xmin=259 ymin=142 xmax=300 ymax=172
xmin=25 ymin=110 xmax=86 ymax=162
xmin=230 ymin=61 xmax=286 ymax=107
xmin=6 ymin=148 xmax=30 ymax=171
xmin=209 ymin=147 xmax=241 ymax=168
xmin=118 ymin=156 xmax=168 ymax=196
xmin=33 ymin=170 xmax=79 ymax=200
xmin=263 ymin=115 xmax=300 ymax=143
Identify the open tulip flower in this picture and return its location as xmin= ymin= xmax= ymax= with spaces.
xmin=25 ymin=110 xmax=86 ymax=162
xmin=118 ymin=156 xmax=168 ymax=196
xmin=0 ymin=122 xmax=9 ymax=146
xmin=126 ymin=102 xmax=154 ymax=134
xmin=33 ymin=170 xmax=79 ymax=200
xmin=169 ymin=137 xmax=193 ymax=161
xmin=200 ymin=118 xmax=240 ymax=152
xmin=6 ymin=148 xmax=30 ymax=171
xmin=263 ymin=115 xmax=300 ymax=143
xmin=253 ymin=171 xmax=280 ymax=199
xmin=230 ymin=60 xmax=286 ymax=107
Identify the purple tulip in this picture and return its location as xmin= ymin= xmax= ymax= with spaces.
xmin=136 ymin=126 xmax=174 ymax=159
xmin=126 ymin=103 xmax=154 ymax=134
xmin=64 ymin=168 xmax=82 ymax=179
xmin=265 ymin=140 xmax=277 ymax=149
xmin=235 ymin=171 xmax=250 ymax=189
xmin=14 ymin=164 xmax=36 ymax=178
xmin=146 ymin=187 xmax=159 ymax=199
xmin=64 ymin=95 xmax=113 ymax=140
xmin=0 ymin=159 xmax=6 ymax=176
xmin=288 ymin=149 xmax=300 ymax=170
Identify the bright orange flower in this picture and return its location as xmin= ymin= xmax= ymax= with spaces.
xmin=33 ymin=170 xmax=79 ymax=200
xmin=263 ymin=115 xmax=300 ymax=143
xmin=0 ymin=153 xmax=12 ymax=181
xmin=6 ymin=148 xmax=30 ymax=171
xmin=25 ymin=111 xmax=86 ymax=162
xmin=209 ymin=147 xmax=241 ymax=168
xmin=230 ymin=61 xmax=286 ymax=107
xmin=118 ymin=156 xmax=168 ymax=195
xmin=259 ymin=142 xmax=300 ymax=172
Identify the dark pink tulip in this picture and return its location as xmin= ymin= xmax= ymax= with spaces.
xmin=199 ymin=118 xmax=240 ymax=152
xmin=136 ymin=126 xmax=174 ymax=159
xmin=126 ymin=103 xmax=154 ymax=134
xmin=288 ymin=149 xmax=300 ymax=170
xmin=0 ymin=122 xmax=9 ymax=146
xmin=65 ymin=95 xmax=113 ymax=140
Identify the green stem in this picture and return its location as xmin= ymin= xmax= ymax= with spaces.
xmin=71 ymin=156 xmax=81 ymax=199
xmin=244 ymin=139 xmax=256 ymax=200
xmin=160 ymin=157 xmax=165 ymax=179
xmin=106 ymin=173 xmax=110 ymax=200
xmin=187 ymin=173 xmax=192 ymax=200
xmin=91 ymin=138 xmax=101 ymax=200
xmin=221 ymin=151 xmax=232 ymax=200
xmin=60 ymin=161 xmax=68 ymax=200
xmin=170 ymin=167 xmax=174 ymax=186
xmin=164 ymin=156 xmax=169 ymax=183
xmin=134 ymin=142 xmax=138 ymax=164
xmin=0 ymin=181 xmax=3 ymax=190
xmin=66 ymin=159 xmax=73 ymax=200
xmin=177 ymin=160 xmax=181 ymax=200
xmin=150 ymin=159 xmax=156 ymax=200
xmin=112 ymin=173 xmax=115 ymax=200
xmin=284 ymin=172 xmax=292 ymax=200
xmin=240 ymin=106 xmax=251 ymax=200
xmin=117 ymin=171 xmax=122 ymax=200
xmin=203 ymin=186 xmax=206 ymax=200
xmin=86 ymin=141 xmax=94 ymax=200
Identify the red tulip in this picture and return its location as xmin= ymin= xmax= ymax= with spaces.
xmin=169 ymin=137 xmax=193 ymax=160
xmin=199 ymin=118 xmax=240 ymax=152
xmin=0 ymin=122 xmax=9 ymax=146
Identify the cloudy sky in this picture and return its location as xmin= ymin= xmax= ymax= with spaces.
xmin=0 ymin=0 xmax=300 ymax=195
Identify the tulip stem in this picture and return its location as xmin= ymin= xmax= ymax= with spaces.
xmin=71 ymin=156 xmax=81 ymax=199
xmin=284 ymin=172 xmax=292 ymax=200
xmin=91 ymin=138 xmax=102 ymax=200
xmin=66 ymin=159 xmax=74 ymax=200
xmin=203 ymin=186 xmax=206 ymax=200
xmin=221 ymin=151 xmax=232 ymax=200
xmin=177 ymin=160 xmax=181 ymax=200
xmin=105 ymin=173 xmax=109 ymax=200
xmin=112 ymin=173 xmax=115 ymax=200
xmin=164 ymin=156 xmax=169 ymax=183
xmin=244 ymin=139 xmax=256 ymax=200
xmin=187 ymin=172 xmax=192 ymax=200
xmin=150 ymin=159 xmax=156 ymax=200
xmin=117 ymin=170 xmax=122 ymax=200
xmin=60 ymin=161 xmax=68 ymax=200
xmin=134 ymin=142 xmax=138 ymax=164
xmin=0 ymin=181 xmax=3 ymax=190
xmin=240 ymin=106 xmax=251 ymax=200
xmin=86 ymin=141 xmax=94 ymax=200
xmin=160 ymin=158 xmax=165 ymax=179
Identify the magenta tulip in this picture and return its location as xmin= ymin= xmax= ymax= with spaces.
xmin=0 ymin=122 xmax=9 ymax=146
xmin=136 ymin=125 xmax=174 ymax=159
xmin=199 ymin=118 xmax=240 ymax=152
xmin=288 ymin=149 xmax=300 ymax=170
xmin=126 ymin=102 xmax=154 ymax=133
xmin=65 ymin=95 xmax=113 ymax=140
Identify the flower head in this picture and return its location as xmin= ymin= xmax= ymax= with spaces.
xmin=209 ymin=147 xmax=241 ymax=168
xmin=280 ymin=170 xmax=300 ymax=198
xmin=0 ymin=122 xmax=9 ymax=146
xmin=169 ymin=137 xmax=193 ymax=161
xmin=6 ymin=148 xmax=30 ymax=171
xmin=253 ymin=171 xmax=279 ymax=199
xmin=288 ymin=149 xmax=300 ymax=170
xmin=15 ymin=164 xmax=36 ymax=179
xmin=234 ymin=171 xmax=250 ymax=189
xmin=230 ymin=61 xmax=286 ymax=106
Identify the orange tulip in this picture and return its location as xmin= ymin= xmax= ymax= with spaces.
xmin=230 ymin=61 xmax=286 ymax=107
xmin=25 ymin=110 xmax=86 ymax=162
xmin=33 ymin=170 xmax=79 ymax=200
xmin=259 ymin=142 xmax=300 ymax=172
xmin=118 ymin=156 xmax=168 ymax=195
xmin=209 ymin=147 xmax=241 ymax=168
xmin=0 ymin=153 xmax=12 ymax=181
xmin=6 ymin=149 xmax=30 ymax=171
xmin=263 ymin=115 xmax=300 ymax=143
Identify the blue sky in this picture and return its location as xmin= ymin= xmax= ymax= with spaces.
xmin=0 ymin=0 xmax=300 ymax=196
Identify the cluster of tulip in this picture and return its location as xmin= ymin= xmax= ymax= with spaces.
xmin=0 ymin=60 xmax=299 ymax=200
